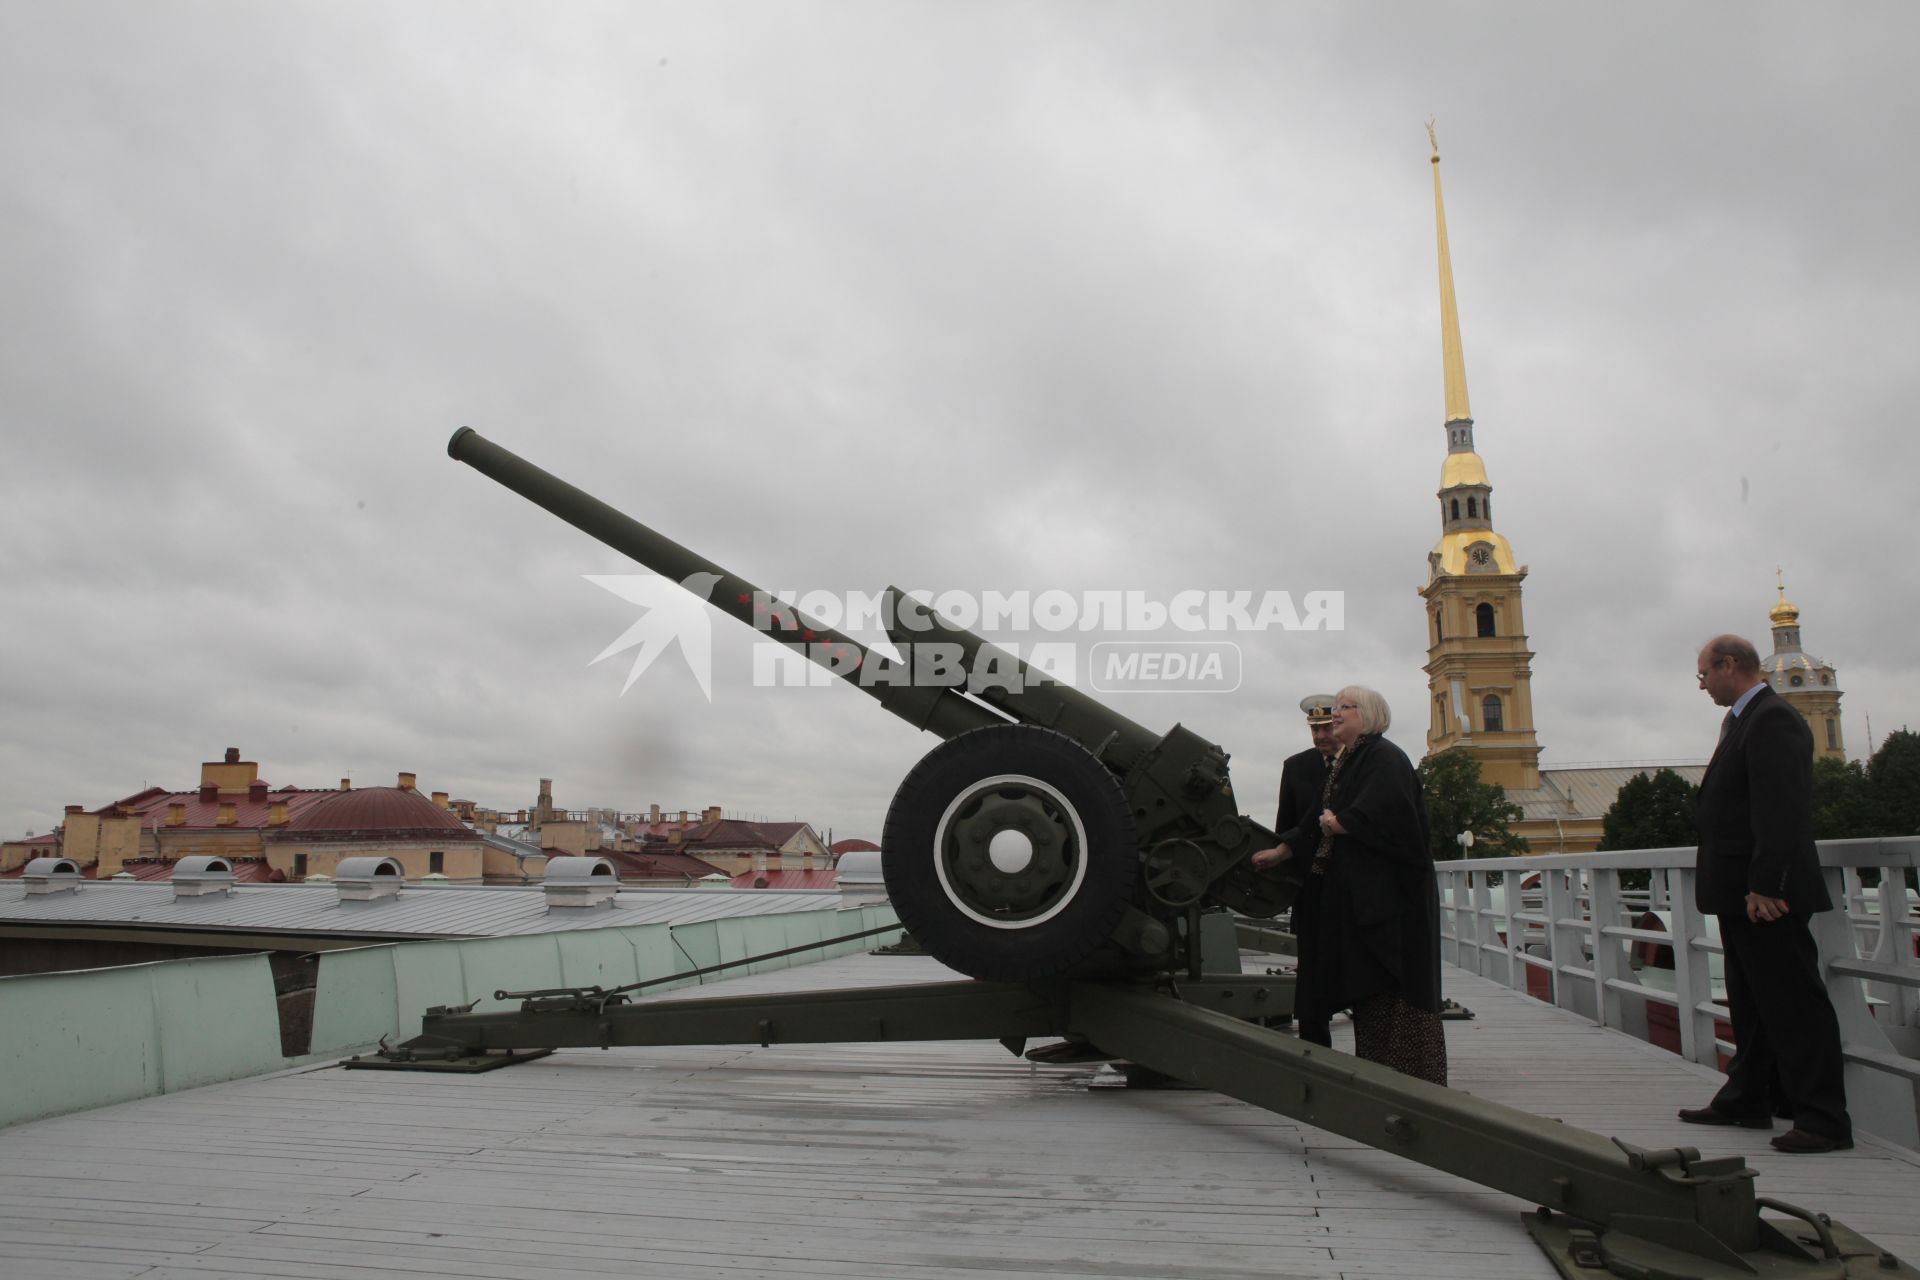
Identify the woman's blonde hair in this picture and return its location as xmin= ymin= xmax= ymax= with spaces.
xmin=1336 ymin=685 xmax=1392 ymax=735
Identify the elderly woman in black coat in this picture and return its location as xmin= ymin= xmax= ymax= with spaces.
xmin=1252 ymin=686 xmax=1447 ymax=1085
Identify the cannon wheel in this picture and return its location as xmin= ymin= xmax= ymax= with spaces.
xmin=882 ymin=725 xmax=1136 ymax=982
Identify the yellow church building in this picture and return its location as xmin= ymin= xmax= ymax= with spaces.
xmin=1406 ymin=129 xmax=1858 ymax=853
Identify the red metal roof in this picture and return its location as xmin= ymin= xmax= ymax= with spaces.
xmin=110 ymin=786 xmax=338 ymax=832
xmin=600 ymin=850 xmax=728 ymax=881
xmin=285 ymin=787 xmax=477 ymax=840
xmin=728 ymin=868 xmax=840 ymax=890
xmin=829 ymin=838 xmax=879 ymax=854
xmin=679 ymin=819 xmax=808 ymax=853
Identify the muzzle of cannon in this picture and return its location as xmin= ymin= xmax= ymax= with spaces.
xmin=447 ymin=427 xmax=1293 ymax=983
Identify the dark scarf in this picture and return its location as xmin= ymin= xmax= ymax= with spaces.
xmin=1309 ymin=734 xmax=1370 ymax=875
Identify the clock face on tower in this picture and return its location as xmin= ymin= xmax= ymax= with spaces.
xmin=1468 ymin=545 xmax=1492 ymax=568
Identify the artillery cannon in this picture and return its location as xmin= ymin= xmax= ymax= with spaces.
xmin=444 ymin=424 xmax=1292 ymax=984
xmin=351 ymin=429 xmax=1915 ymax=1280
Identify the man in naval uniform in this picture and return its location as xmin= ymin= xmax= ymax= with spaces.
xmin=1271 ymin=695 xmax=1339 ymax=1045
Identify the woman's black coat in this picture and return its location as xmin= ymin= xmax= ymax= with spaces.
xmin=1279 ymin=733 xmax=1443 ymax=1016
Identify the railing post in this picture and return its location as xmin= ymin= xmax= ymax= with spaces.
xmin=1545 ymin=867 xmax=1582 ymax=1013
xmin=1666 ymin=867 xmax=1717 ymax=1068
xmin=1436 ymin=867 xmax=1457 ymax=966
xmin=1447 ymin=870 xmax=1475 ymax=974
xmin=1867 ymin=873 xmax=1917 ymax=1031
xmin=1590 ymin=866 xmax=1627 ymax=1033
xmin=1500 ymin=866 xmax=1523 ymax=993
xmin=1472 ymin=869 xmax=1495 ymax=981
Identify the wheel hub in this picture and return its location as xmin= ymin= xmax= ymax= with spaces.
xmin=934 ymin=774 xmax=1087 ymax=927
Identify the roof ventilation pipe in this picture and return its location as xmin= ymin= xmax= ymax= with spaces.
xmin=335 ymin=856 xmax=405 ymax=903
xmin=544 ymin=856 xmax=618 ymax=910
xmin=23 ymin=857 xmax=83 ymax=897
xmin=173 ymin=855 xmax=236 ymax=899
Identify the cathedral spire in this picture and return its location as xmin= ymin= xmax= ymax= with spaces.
xmin=1428 ymin=120 xmax=1471 ymax=426
xmin=1418 ymin=126 xmax=1540 ymax=793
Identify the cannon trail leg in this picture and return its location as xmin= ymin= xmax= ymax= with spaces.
xmin=1067 ymin=981 xmax=1914 ymax=1280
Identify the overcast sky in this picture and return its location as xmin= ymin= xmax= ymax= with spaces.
xmin=4 ymin=2 xmax=1916 ymax=845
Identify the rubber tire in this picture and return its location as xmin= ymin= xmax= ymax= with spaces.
xmin=882 ymin=725 xmax=1138 ymax=982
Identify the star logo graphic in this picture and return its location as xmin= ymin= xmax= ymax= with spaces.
xmin=583 ymin=571 xmax=724 ymax=700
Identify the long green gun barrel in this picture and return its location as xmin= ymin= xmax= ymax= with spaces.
xmin=447 ymin=426 xmax=1004 ymax=742
xmin=447 ymin=428 xmax=1291 ymax=982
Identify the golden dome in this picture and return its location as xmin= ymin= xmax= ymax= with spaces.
xmin=1769 ymin=575 xmax=1800 ymax=626
xmin=1440 ymin=450 xmax=1489 ymax=489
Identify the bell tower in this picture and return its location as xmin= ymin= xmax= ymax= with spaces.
xmin=1415 ymin=124 xmax=1543 ymax=791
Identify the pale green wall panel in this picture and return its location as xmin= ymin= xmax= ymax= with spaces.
xmin=625 ymin=923 xmax=691 ymax=993
xmin=556 ymin=929 xmax=644 ymax=991
xmin=150 ymin=955 xmax=286 ymax=1092
xmin=0 ymin=967 xmax=163 ymax=1126
xmin=4 ymin=903 xmax=899 ymax=1129
xmin=459 ymin=934 xmax=565 ymax=1011
xmin=672 ymin=920 xmax=722 ymax=976
xmin=391 ymin=941 xmax=470 ymax=1042
xmin=308 ymin=946 xmax=401 ymax=1053
xmin=0 ymin=956 xmax=283 ymax=1127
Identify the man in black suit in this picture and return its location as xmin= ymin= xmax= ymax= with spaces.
xmin=1679 ymin=634 xmax=1852 ymax=1153
xmin=1270 ymin=695 xmax=1339 ymax=1045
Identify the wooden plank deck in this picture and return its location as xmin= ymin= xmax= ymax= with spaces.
xmin=1 ymin=953 xmax=1915 ymax=1279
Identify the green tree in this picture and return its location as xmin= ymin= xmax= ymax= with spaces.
xmin=1810 ymin=756 xmax=1874 ymax=840
xmin=1418 ymin=748 xmax=1528 ymax=861
xmin=1598 ymin=769 xmax=1699 ymax=852
xmin=1863 ymin=729 xmax=1920 ymax=893
xmin=1866 ymin=728 xmax=1920 ymax=837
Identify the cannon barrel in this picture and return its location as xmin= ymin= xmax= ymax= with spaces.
xmin=448 ymin=428 xmax=1288 ymax=980
xmin=446 ymin=427 xmax=1005 ymax=740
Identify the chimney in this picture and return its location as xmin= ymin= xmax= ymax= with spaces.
xmin=704 ymin=805 xmax=722 ymax=822
xmin=268 ymin=800 xmax=289 ymax=827
xmin=224 ymin=747 xmax=240 ymax=764
xmin=248 ymin=780 xmax=268 ymax=803
xmin=543 ymin=856 xmax=618 ymax=909
xmin=648 ymin=803 xmax=661 ymax=823
xmin=335 ymin=856 xmax=404 ymax=902
xmin=173 ymin=855 xmax=236 ymax=899
xmin=167 ymin=802 xmax=188 ymax=827
xmin=431 ymin=791 xmax=449 ymax=808
xmin=216 ymin=802 xmax=237 ymax=827
xmin=339 ymin=778 xmax=352 ymax=791
xmin=397 ymin=771 xmax=417 ymax=792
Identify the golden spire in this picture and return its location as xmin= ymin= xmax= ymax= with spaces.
xmin=1428 ymin=119 xmax=1472 ymax=425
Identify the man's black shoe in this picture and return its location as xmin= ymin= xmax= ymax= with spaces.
xmin=1677 ymin=1106 xmax=1773 ymax=1129
xmin=1770 ymin=1127 xmax=1853 ymax=1154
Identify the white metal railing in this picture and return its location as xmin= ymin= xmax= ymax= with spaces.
xmin=1436 ymin=836 xmax=1920 ymax=1151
